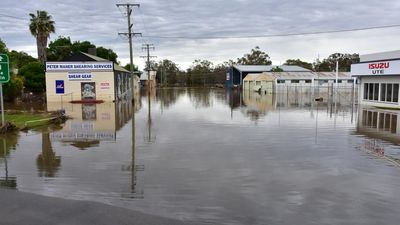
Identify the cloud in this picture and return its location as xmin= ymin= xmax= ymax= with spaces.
xmin=1 ymin=0 xmax=400 ymax=70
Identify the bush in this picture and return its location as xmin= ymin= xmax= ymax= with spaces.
xmin=3 ymin=75 xmax=24 ymax=101
xmin=19 ymin=62 xmax=45 ymax=92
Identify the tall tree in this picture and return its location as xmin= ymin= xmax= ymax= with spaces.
xmin=71 ymin=40 xmax=95 ymax=54
xmin=9 ymin=50 xmax=38 ymax=69
xmin=47 ymin=36 xmax=119 ymax=62
xmin=47 ymin=36 xmax=73 ymax=61
xmin=284 ymin=59 xmax=313 ymax=70
xmin=189 ymin=60 xmax=214 ymax=86
xmin=0 ymin=38 xmax=8 ymax=53
xmin=237 ymin=46 xmax=272 ymax=65
xmin=314 ymin=53 xmax=360 ymax=72
xmin=96 ymin=46 xmax=118 ymax=63
xmin=29 ymin=10 xmax=55 ymax=64
xmin=155 ymin=59 xmax=179 ymax=85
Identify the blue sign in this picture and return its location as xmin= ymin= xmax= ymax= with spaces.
xmin=56 ymin=80 xmax=64 ymax=94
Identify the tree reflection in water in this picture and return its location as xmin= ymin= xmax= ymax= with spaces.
xmin=36 ymin=131 xmax=61 ymax=177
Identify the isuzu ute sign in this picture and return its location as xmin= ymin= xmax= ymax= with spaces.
xmin=351 ymin=60 xmax=400 ymax=76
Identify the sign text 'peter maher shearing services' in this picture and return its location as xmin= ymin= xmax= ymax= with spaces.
xmin=46 ymin=62 xmax=113 ymax=72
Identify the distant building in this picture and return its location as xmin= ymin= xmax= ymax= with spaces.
xmin=140 ymin=70 xmax=156 ymax=89
xmin=243 ymin=73 xmax=274 ymax=93
xmin=227 ymin=65 xmax=354 ymax=88
xmin=242 ymin=71 xmax=355 ymax=93
xmin=351 ymin=50 xmax=400 ymax=108
xmin=226 ymin=65 xmax=310 ymax=88
xmin=45 ymin=52 xmax=139 ymax=103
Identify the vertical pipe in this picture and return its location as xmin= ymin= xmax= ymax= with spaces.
xmin=0 ymin=83 xmax=4 ymax=127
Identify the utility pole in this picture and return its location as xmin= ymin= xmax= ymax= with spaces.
xmin=116 ymin=3 xmax=141 ymax=99
xmin=141 ymin=44 xmax=156 ymax=143
xmin=140 ymin=44 xmax=156 ymax=96
xmin=117 ymin=3 xmax=142 ymax=196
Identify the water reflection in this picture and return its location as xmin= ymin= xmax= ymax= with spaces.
xmin=3 ymin=88 xmax=400 ymax=225
xmin=37 ymin=131 xmax=61 ymax=177
xmin=47 ymin=100 xmax=141 ymax=149
xmin=355 ymin=107 xmax=400 ymax=165
xmin=0 ymin=139 xmax=17 ymax=188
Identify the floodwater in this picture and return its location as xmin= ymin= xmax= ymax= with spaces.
xmin=1 ymin=87 xmax=400 ymax=225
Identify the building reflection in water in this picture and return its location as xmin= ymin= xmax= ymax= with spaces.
xmin=0 ymin=138 xmax=17 ymax=188
xmin=242 ymin=89 xmax=274 ymax=121
xmin=46 ymin=96 xmax=144 ymax=197
xmin=234 ymin=85 xmax=357 ymax=122
xmin=356 ymin=107 xmax=400 ymax=165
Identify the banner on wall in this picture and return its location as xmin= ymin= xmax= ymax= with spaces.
xmin=55 ymin=80 xmax=64 ymax=94
xmin=46 ymin=62 xmax=113 ymax=72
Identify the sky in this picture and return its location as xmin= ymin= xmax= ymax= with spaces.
xmin=1 ymin=0 xmax=400 ymax=70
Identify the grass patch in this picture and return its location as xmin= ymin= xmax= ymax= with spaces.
xmin=4 ymin=113 xmax=53 ymax=129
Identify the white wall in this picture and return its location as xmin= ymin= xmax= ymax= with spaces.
xmin=46 ymin=71 xmax=116 ymax=102
xmin=359 ymin=76 xmax=400 ymax=108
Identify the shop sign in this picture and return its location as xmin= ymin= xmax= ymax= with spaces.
xmin=100 ymin=82 xmax=110 ymax=89
xmin=46 ymin=62 xmax=113 ymax=72
xmin=55 ymin=80 xmax=64 ymax=94
xmin=351 ymin=60 xmax=400 ymax=76
xmin=68 ymin=72 xmax=93 ymax=81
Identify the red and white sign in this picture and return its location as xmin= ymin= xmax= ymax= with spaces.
xmin=100 ymin=82 xmax=110 ymax=89
xmin=351 ymin=60 xmax=400 ymax=76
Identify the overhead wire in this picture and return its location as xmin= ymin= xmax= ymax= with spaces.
xmin=142 ymin=24 xmax=400 ymax=40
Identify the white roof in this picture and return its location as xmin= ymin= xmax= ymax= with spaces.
xmin=233 ymin=65 xmax=310 ymax=72
xmin=360 ymin=50 xmax=400 ymax=62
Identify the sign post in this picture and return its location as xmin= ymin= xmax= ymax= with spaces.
xmin=0 ymin=54 xmax=10 ymax=128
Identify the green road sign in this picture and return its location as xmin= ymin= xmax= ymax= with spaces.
xmin=0 ymin=54 xmax=10 ymax=83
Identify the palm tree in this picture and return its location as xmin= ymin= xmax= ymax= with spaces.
xmin=29 ymin=10 xmax=55 ymax=65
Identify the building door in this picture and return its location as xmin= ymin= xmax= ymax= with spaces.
xmin=81 ymin=82 xmax=96 ymax=100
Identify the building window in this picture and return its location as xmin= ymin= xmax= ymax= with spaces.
xmin=291 ymin=80 xmax=299 ymax=83
xmin=363 ymin=83 xmax=380 ymax=101
xmin=305 ymin=80 xmax=312 ymax=83
xmin=380 ymin=83 xmax=399 ymax=103
xmin=364 ymin=110 xmax=398 ymax=134
xmin=277 ymin=80 xmax=285 ymax=84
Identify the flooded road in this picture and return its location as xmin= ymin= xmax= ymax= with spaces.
xmin=1 ymin=87 xmax=400 ymax=224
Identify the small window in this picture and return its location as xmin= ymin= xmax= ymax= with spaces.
xmin=305 ymin=80 xmax=312 ymax=83
xmin=291 ymin=80 xmax=300 ymax=84
xmin=277 ymin=80 xmax=285 ymax=84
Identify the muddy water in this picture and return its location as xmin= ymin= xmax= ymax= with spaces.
xmin=1 ymin=87 xmax=400 ymax=225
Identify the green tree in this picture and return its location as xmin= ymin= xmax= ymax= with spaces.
xmin=47 ymin=36 xmax=119 ymax=62
xmin=155 ymin=59 xmax=179 ymax=85
xmin=9 ymin=50 xmax=38 ymax=70
xmin=314 ymin=53 xmax=360 ymax=72
xmin=271 ymin=66 xmax=284 ymax=72
xmin=19 ymin=62 xmax=45 ymax=92
xmin=189 ymin=60 xmax=214 ymax=86
xmin=96 ymin=46 xmax=118 ymax=63
xmin=237 ymin=46 xmax=272 ymax=65
xmin=284 ymin=59 xmax=313 ymax=70
xmin=47 ymin=36 xmax=73 ymax=61
xmin=3 ymin=75 xmax=24 ymax=101
xmin=0 ymin=38 xmax=8 ymax=53
xmin=29 ymin=10 xmax=55 ymax=64
xmin=71 ymin=40 xmax=95 ymax=54
xmin=124 ymin=63 xmax=139 ymax=72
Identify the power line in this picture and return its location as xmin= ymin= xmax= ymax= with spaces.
xmin=116 ymin=3 xmax=142 ymax=97
xmin=142 ymin=24 xmax=400 ymax=40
